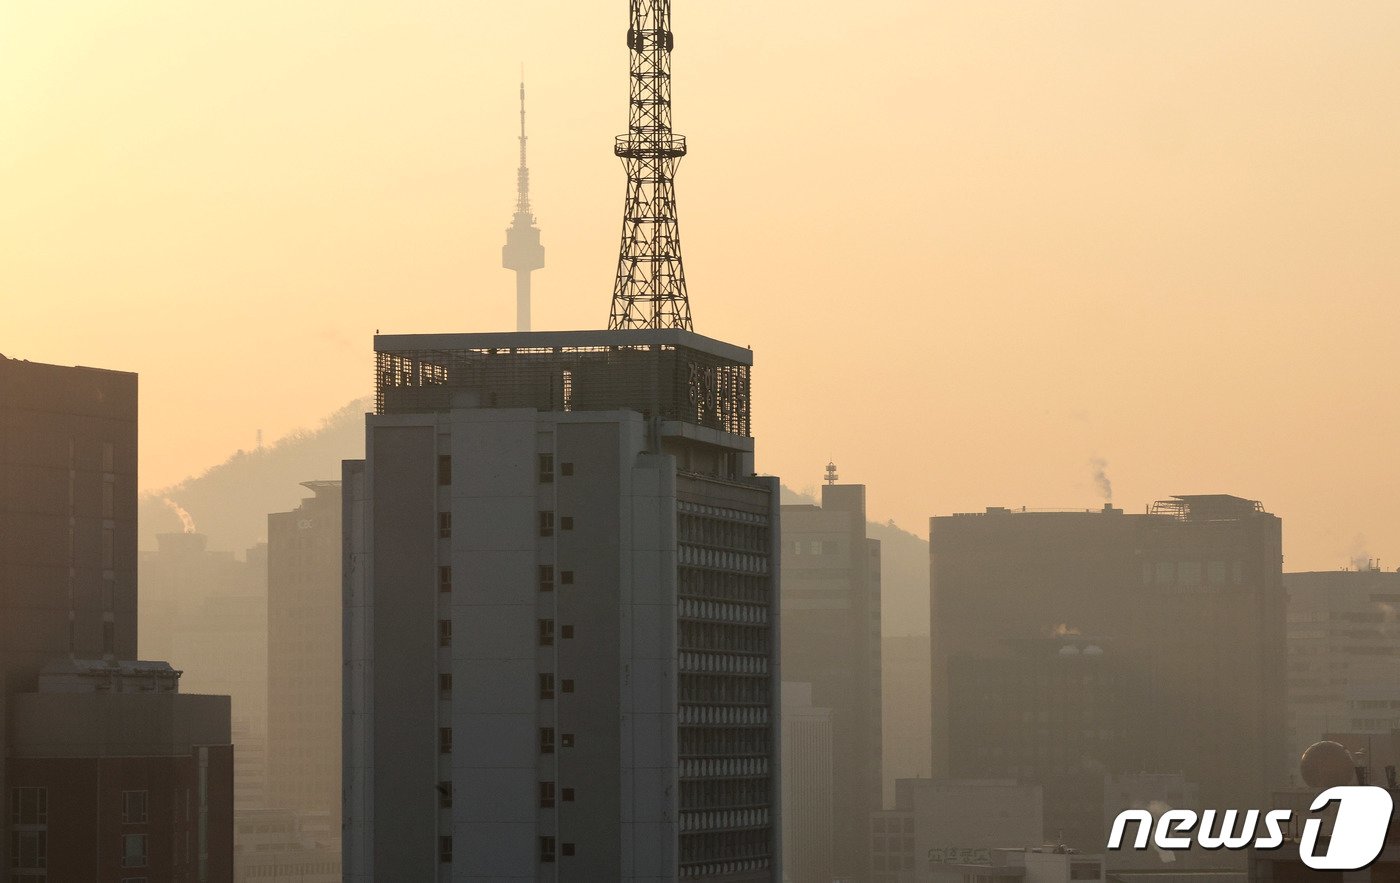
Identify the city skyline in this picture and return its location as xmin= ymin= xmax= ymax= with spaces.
xmin=5 ymin=3 xmax=1400 ymax=571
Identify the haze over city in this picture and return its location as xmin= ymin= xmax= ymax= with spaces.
xmin=4 ymin=2 xmax=1399 ymax=570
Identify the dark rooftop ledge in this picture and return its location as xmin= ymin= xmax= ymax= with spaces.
xmin=374 ymin=328 xmax=753 ymax=366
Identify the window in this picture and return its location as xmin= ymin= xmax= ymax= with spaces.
xmin=437 ymin=454 xmax=452 ymax=486
xmin=439 ymin=727 xmax=453 ymax=754
xmin=103 ymin=527 xmax=115 ymax=568
xmin=103 ymin=621 xmax=115 ymax=655
xmin=561 ymin=679 xmax=574 ymax=694
xmin=438 ymin=512 xmax=452 ymax=539
xmin=439 ymin=834 xmax=453 ymax=863
xmin=561 ymin=733 xmax=574 ymax=748
xmin=539 ymin=511 xmax=555 ymax=537
xmin=540 ymin=836 xmax=556 ymax=863
xmin=11 ymin=787 xmax=47 ymax=825
xmin=11 ymin=831 xmax=46 ymax=870
xmin=560 ymin=570 xmax=574 ymax=586
xmin=539 ymin=727 xmax=555 ymax=754
xmin=103 ymin=481 xmax=115 ymax=518
xmin=438 ymin=566 xmax=452 ymax=593
xmin=439 ymin=619 xmax=452 ymax=648
xmin=539 ymin=781 xmax=556 ymax=808
xmin=438 ymin=781 xmax=453 ymax=808
xmin=561 ymin=625 xmax=574 ymax=640
xmin=561 ymin=462 xmax=574 ymax=477
xmin=1208 ymin=560 xmax=1228 ymax=585
xmin=562 ymin=843 xmax=575 ymax=857
xmin=122 ymin=833 xmax=148 ymax=867
xmin=538 ymin=565 xmax=554 ymax=592
xmin=123 ymin=790 xmax=148 ymax=824
xmin=439 ymin=673 xmax=452 ymax=699
xmin=560 ymin=516 xmax=574 ymax=531
xmin=539 ymin=619 xmax=555 ymax=647
xmin=538 ymin=454 xmax=555 ymax=484
xmin=562 ymin=787 xmax=575 ymax=802
xmin=1177 ymin=561 xmax=1202 ymax=587
xmin=539 ymin=674 xmax=555 ymax=700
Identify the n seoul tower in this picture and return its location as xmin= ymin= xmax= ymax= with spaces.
xmin=501 ymin=76 xmax=545 ymax=331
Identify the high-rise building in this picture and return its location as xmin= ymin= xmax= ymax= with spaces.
xmin=781 ymin=682 xmax=833 ymax=883
xmin=1284 ymin=567 xmax=1400 ymax=777
xmin=930 ymin=497 xmax=1286 ymax=842
xmin=267 ymin=481 xmax=342 ymax=830
xmin=344 ymin=330 xmax=780 ymax=881
xmin=140 ymin=531 xmax=268 ymax=811
xmin=780 ymin=473 xmax=882 ymax=879
xmin=0 ymin=355 xmax=233 ymax=878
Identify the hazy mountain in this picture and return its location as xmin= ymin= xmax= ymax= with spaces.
xmin=139 ymin=398 xmax=370 ymax=552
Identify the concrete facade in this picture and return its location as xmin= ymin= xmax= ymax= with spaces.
xmin=267 ymin=481 xmax=342 ymax=831
xmin=0 ymin=356 xmax=233 ymax=879
xmin=781 ymin=682 xmax=833 ymax=883
xmin=344 ymin=329 xmax=781 ymax=882
xmin=930 ymin=498 xmax=1286 ymax=833
xmin=781 ymin=482 xmax=882 ymax=880
xmin=1283 ymin=568 xmax=1400 ymax=779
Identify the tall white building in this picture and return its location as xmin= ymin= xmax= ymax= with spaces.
xmin=781 ymin=682 xmax=833 ymax=883
xmin=344 ymin=329 xmax=781 ymax=881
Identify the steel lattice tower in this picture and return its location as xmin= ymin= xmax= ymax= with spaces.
xmin=608 ymin=0 xmax=693 ymax=331
xmin=502 ymin=77 xmax=545 ymax=332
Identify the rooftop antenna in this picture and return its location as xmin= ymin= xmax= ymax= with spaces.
xmin=608 ymin=0 xmax=693 ymax=331
xmin=502 ymin=67 xmax=545 ymax=332
xmin=825 ymin=461 xmax=839 ymax=485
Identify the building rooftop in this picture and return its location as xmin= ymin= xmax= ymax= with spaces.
xmin=373 ymin=328 xmax=753 ymax=438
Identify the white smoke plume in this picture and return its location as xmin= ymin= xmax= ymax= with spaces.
xmin=162 ymin=497 xmax=196 ymax=534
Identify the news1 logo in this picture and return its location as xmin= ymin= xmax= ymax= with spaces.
xmin=1107 ymin=786 xmax=1394 ymax=871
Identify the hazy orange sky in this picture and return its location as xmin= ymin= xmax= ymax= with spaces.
xmin=4 ymin=2 xmax=1398 ymax=571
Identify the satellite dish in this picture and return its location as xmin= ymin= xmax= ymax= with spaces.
xmin=1300 ymin=741 xmax=1357 ymax=789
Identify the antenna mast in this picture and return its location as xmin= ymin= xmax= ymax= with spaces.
xmin=502 ymin=72 xmax=545 ymax=331
xmin=608 ymin=0 xmax=693 ymax=331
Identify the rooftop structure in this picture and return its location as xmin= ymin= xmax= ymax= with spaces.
xmin=610 ymin=0 xmax=693 ymax=330
xmin=374 ymin=329 xmax=752 ymax=440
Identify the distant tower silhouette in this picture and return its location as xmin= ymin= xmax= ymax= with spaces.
xmin=825 ymin=461 xmax=840 ymax=485
xmin=502 ymin=75 xmax=545 ymax=331
xmin=608 ymin=0 xmax=693 ymax=331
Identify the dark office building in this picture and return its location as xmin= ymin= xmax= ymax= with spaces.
xmin=931 ymin=497 xmax=1286 ymax=837
xmin=781 ymin=477 xmax=881 ymax=880
xmin=0 ymin=355 xmax=233 ymax=879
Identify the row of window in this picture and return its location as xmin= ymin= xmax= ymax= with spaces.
xmin=438 ymin=510 xmax=579 ymax=540
xmin=680 ymin=569 xmax=772 ymax=605
xmin=436 ymin=618 xmax=575 ymax=649
xmin=437 ymin=565 xmax=580 ymax=594
xmin=436 ymin=454 xmax=576 ymax=487
xmin=679 ymin=828 xmax=772 ymax=867
xmin=678 ymin=777 xmax=770 ymax=811
xmin=679 ymin=728 xmax=771 ymax=758
xmin=441 ymin=833 xmax=579 ymax=864
xmin=679 ymin=674 xmax=771 ymax=706
xmin=1142 ymin=560 xmax=1245 ymax=587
